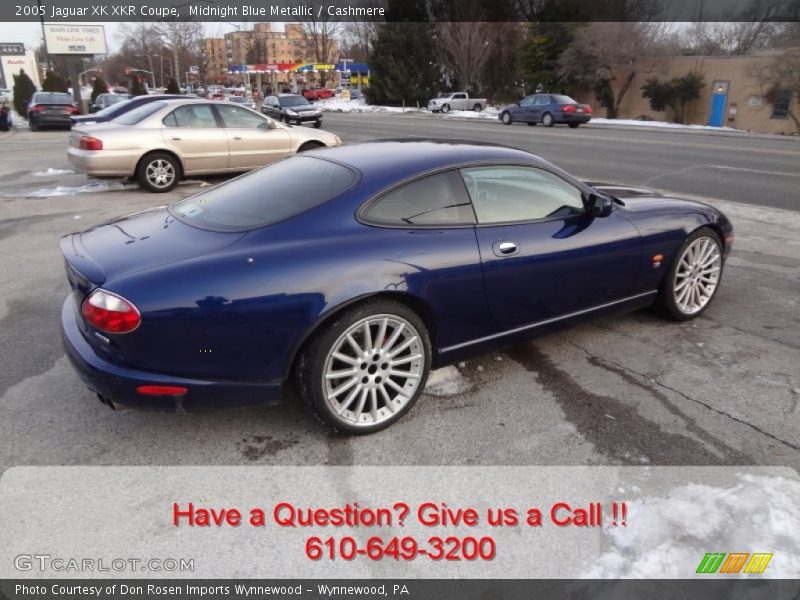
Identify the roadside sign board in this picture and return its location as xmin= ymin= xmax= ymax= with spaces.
xmin=43 ymin=24 xmax=107 ymax=55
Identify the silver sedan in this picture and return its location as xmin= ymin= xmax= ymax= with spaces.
xmin=67 ymin=98 xmax=342 ymax=192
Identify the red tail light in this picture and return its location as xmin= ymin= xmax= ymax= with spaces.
xmin=562 ymin=105 xmax=577 ymax=113
xmin=67 ymin=105 xmax=80 ymax=114
xmin=80 ymin=136 xmax=103 ymax=151
xmin=584 ymin=105 xmax=593 ymax=114
xmin=30 ymin=105 xmax=46 ymax=112
xmin=82 ymin=289 xmax=141 ymax=334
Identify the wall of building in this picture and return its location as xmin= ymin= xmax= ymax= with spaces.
xmin=606 ymin=53 xmax=798 ymax=135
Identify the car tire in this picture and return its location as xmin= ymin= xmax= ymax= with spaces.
xmin=313 ymin=120 xmax=322 ymax=129
xmin=568 ymin=122 xmax=580 ymax=129
xmin=501 ymin=112 xmax=512 ymax=125
xmin=295 ymin=299 xmax=431 ymax=435
xmin=527 ymin=122 xmax=536 ymax=127
xmin=28 ymin=117 xmax=37 ymax=132
xmin=656 ymin=227 xmax=724 ymax=321
xmin=441 ymin=104 xmax=450 ymax=114
xmin=136 ymin=152 xmax=180 ymax=193
xmin=542 ymin=112 xmax=555 ymax=127
xmin=473 ymin=104 xmax=482 ymax=112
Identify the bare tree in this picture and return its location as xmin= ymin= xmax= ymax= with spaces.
xmin=434 ymin=0 xmax=492 ymax=92
xmin=680 ymin=0 xmax=786 ymax=55
xmin=156 ymin=22 xmax=204 ymax=86
xmin=557 ymin=22 xmax=671 ymax=118
xmin=305 ymin=18 xmax=340 ymax=85
xmin=761 ymin=48 xmax=800 ymax=132
xmin=341 ymin=21 xmax=381 ymax=63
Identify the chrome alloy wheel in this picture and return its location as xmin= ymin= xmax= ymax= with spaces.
xmin=145 ymin=159 xmax=176 ymax=189
xmin=673 ymin=236 xmax=722 ymax=315
xmin=323 ymin=315 xmax=424 ymax=427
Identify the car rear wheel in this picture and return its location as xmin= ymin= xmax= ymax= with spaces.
xmin=295 ymin=300 xmax=431 ymax=434
xmin=501 ymin=112 xmax=512 ymax=125
xmin=568 ymin=122 xmax=580 ymax=128
xmin=313 ymin=120 xmax=322 ymax=128
xmin=441 ymin=104 xmax=450 ymax=114
xmin=542 ymin=112 xmax=554 ymax=127
xmin=657 ymin=228 xmax=723 ymax=321
xmin=473 ymin=104 xmax=482 ymax=112
xmin=137 ymin=152 xmax=179 ymax=193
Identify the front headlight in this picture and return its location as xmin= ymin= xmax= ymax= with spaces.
xmin=334 ymin=135 xmax=342 ymax=145
xmin=286 ymin=109 xmax=298 ymax=116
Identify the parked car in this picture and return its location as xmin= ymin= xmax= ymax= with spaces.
xmin=428 ymin=92 xmax=487 ymax=113
xmin=89 ymin=93 xmax=129 ymax=113
xmin=500 ymin=94 xmax=592 ymax=128
xmin=71 ymin=94 xmax=185 ymax=126
xmin=0 ymin=95 xmax=11 ymax=131
xmin=227 ymin=95 xmax=256 ymax=110
xmin=67 ymin=98 xmax=341 ymax=192
xmin=27 ymin=92 xmax=80 ymax=131
xmin=303 ymin=87 xmax=334 ymax=101
xmin=60 ymin=140 xmax=732 ymax=434
xmin=261 ymin=94 xmax=323 ymax=127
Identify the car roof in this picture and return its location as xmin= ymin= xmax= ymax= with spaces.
xmin=306 ymin=139 xmax=547 ymax=183
xmin=277 ymin=93 xmax=302 ymax=97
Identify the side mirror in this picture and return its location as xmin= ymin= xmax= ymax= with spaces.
xmin=588 ymin=193 xmax=613 ymax=218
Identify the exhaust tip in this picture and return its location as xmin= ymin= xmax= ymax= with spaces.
xmin=96 ymin=393 xmax=116 ymax=410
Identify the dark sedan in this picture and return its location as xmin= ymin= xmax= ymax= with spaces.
xmin=28 ymin=92 xmax=79 ymax=131
xmin=71 ymin=94 xmax=185 ymax=126
xmin=500 ymin=94 xmax=593 ymax=128
xmin=261 ymin=93 xmax=322 ymax=127
xmin=61 ymin=140 xmax=732 ymax=434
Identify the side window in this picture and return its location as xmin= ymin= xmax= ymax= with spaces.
xmin=454 ymin=93 xmax=466 ymax=100
xmin=461 ymin=166 xmax=585 ymax=224
xmin=216 ymin=104 xmax=266 ymax=128
xmin=534 ymin=96 xmax=549 ymax=106
xmin=519 ymin=96 xmax=534 ymax=107
xmin=164 ymin=105 xmax=218 ymax=128
xmin=362 ymin=171 xmax=475 ymax=227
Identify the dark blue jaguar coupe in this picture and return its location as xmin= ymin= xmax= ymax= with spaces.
xmin=61 ymin=140 xmax=733 ymax=434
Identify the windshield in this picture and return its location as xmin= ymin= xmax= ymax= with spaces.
xmin=279 ymin=96 xmax=311 ymax=107
xmin=113 ymin=101 xmax=167 ymax=125
xmin=170 ymin=156 xmax=356 ymax=231
xmin=34 ymin=92 xmax=72 ymax=104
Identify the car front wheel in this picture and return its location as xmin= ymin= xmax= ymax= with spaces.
xmin=501 ymin=112 xmax=512 ymax=125
xmin=542 ymin=112 xmax=554 ymax=127
xmin=441 ymin=104 xmax=450 ymax=114
xmin=296 ymin=300 xmax=431 ymax=434
xmin=657 ymin=228 xmax=723 ymax=320
xmin=313 ymin=119 xmax=322 ymax=128
xmin=137 ymin=152 xmax=179 ymax=193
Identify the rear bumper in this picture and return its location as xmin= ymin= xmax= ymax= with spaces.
xmin=557 ymin=113 xmax=591 ymax=123
xmin=32 ymin=114 xmax=72 ymax=126
xmin=67 ymin=147 xmax=137 ymax=177
xmin=61 ymin=295 xmax=283 ymax=412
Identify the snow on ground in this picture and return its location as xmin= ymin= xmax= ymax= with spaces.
xmin=424 ymin=365 xmax=473 ymax=397
xmin=590 ymin=118 xmax=745 ymax=132
xmin=586 ymin=474 xmax=800 ymax=578
xmin=10 ymin=110 xmax=27 ymax=129
xmin=33 ymin=168 xmax=75 ymax=176
xmin=16 ymin=180 xmax=138 ymax=198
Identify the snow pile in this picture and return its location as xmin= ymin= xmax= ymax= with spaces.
xmin=33 ymin=168 xmax=75 ymax=176
xmin=424 ymin=365 xmax=472 ymax=397
xmin=20 ymin=180 xmax=138 ymax=198
xmin=590 ymin=118 xmax=745 ymax=132
xmin=316 ymin=98 xmax=417 ymax=114
xmin=586 ymin=474 xmax=800 ymax=578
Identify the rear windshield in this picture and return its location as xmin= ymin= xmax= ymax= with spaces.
xmin=170 ymin=156 xmax=356 ymax=231
xmin=551 ymin=95 xmax=577 ymax=104
xmin=34 ymin=92 xmax=72 ymax=104
xmin=113 ymin=101 xmax=166 ymax=125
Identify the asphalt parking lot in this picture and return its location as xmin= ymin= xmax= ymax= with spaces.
xmin=0 ymin=115 xmax=798 ymax=471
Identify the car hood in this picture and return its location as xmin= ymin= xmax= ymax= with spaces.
xmin=586 ymin=182 xmax=716 ymax=214
xmin=286 ymin=104 xmax=318 ymax=113
xmin=60 ymin=206 xmax=246 ymax=285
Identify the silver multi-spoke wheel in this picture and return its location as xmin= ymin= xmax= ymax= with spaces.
xmin=145 ymin=159 xmax=176 ymax=189
xmin=323 ymin=314 xmax=424 ymax=428
xmin=673 ymin=236 xmax=722 ymax=315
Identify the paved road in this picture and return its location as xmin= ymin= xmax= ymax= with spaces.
xmin=0 ymin=120 xmax=798 ymax=472
xmin=323 ymin=112 xmax=800 ymax=211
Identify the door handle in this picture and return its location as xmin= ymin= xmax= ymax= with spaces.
xmin=233 ymin=136 xmax=242 ymax=140
xmin=493 ymin=241 xmax=519 ymax=257
xmin=171 ymin=137 xmax=181 ymax=141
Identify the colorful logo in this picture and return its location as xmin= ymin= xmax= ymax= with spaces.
xmin=696 ymin=552 xmax=773 ymax=574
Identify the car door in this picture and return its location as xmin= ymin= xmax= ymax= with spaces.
xmin=452 ymin=93 xmax=467 ymax=110
xmin=516 ymin=95 xmax=536 ymax=121
xmin=461 ymin=165 xmax=642 ymax=327
xmin=161 ymin=104 xmax=230 ymax=173
xmin=530 ymin=95 xmax=549 ymax=122
xmin=215 ymin=103 xmax=291 ymax=170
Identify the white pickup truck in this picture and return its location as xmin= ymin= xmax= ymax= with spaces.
xmin=428 ymin=92 xmax=487 ymax=113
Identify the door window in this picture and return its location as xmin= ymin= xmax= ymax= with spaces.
xmin=460 ymin=166 xmax=585 ymax=224
xmin=216 ymin=104 xmax=266 ymax=128
xmin=519 ymin=96 xmax=535 ymax=107
xmin=163 ymin=105 xmax=218 ymax=128
xmin=362 ymin=171 xmax=475 ymax=227
xmin=533 ymin=95 xmax=549 ymax=106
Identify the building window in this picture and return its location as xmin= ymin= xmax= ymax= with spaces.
xmin=771 ymin=89 xmax=792 ymax=119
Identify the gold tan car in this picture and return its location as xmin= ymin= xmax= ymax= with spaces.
xmin=67 ymin=99 xmax=342 ymax=192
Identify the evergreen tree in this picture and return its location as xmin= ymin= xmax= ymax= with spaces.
xmin=641 ymin=72 xmax=705 ymax=123
xmin=130 ymin=76 xmax=148 ymax=96
xmin=41 ymin=70 xmax=68 ymax=93
xmin=91 ymin=76 xmax=109 ymax=102
xmin=365 ymin=0 xmax=441 ymax=106
xmin=166 ymin=78 xmax=181 ymax=94
xmin=12 ymin=69 xmax=36 ymax=115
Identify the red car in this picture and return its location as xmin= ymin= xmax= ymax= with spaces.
xmin=302 ymin=87 xmax=334 ymax=101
